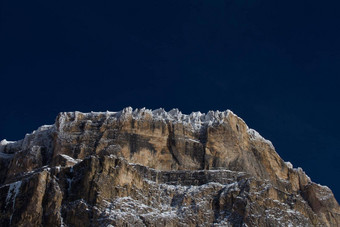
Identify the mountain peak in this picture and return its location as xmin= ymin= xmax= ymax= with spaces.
xmin=0 ymin=107 xmax=339 ymax=226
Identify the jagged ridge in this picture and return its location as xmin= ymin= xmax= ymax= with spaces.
xmin=0 ymin=107 xmax=339 ymax=226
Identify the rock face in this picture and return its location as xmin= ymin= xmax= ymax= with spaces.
xmin=0 ymin=107 xmax=339 ymax=227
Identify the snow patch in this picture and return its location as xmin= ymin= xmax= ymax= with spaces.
xmin=60 ymin=154 xmax=79 ymax=164
xmin=316 ymin=183 xmax=331 ymax=190
xmin=0 ymin=139 xmax=15 ymax=146
xmin=20 ymin=124 xmax=55 ymax=152
xmin=285 ymin=162 xmax=293 ymax=169
xmin=6 ymin=181 xmax=22 ymax=225
xmin=247 ymin=128 xmax=274 ymax=149
xmin=0 ymin=139 xmax=22 ymax=153
xmin=185 ymin=138 xmax=200 ymax=143
xmin=62 ymin=107 xmax=232 ymax=132
xmin=6 ymin=181 xmax=22 ymax=206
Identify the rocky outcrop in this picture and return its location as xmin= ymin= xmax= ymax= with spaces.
xmin=0 ymin=107 xmax=339 ymax=226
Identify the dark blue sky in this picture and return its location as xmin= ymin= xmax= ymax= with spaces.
xmin=1 ymin=1 xmax=339 ymax=199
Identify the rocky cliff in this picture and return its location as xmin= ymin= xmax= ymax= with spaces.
xmin=0 ymin=107 xmax=339 ymax=226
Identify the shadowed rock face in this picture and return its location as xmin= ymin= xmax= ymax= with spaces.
xmin=0 ymin=107 xmax=339 ymax=227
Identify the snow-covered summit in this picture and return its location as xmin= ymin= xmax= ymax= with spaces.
xmin=120 ymin=107 xmax=232 ymax=130
xmin=81 ymin=107 xmax=273 ymax=144
xmin=56 ymin=107 xmax=275 ymax=148
xmin=2 ymin=107 xmax=274 ymax=153
xmin=63 ymin=107 xmax=233 ymax=132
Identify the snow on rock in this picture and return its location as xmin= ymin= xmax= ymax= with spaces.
xmin=285 ymin=161 xmax=293 ymax=169
xmin=0 ymin=139 xmax=14 ymax=146
xmin=185 ymin=138 xmax=200 ymax=143
xmin=247 ymin=128 xmax=275 ymax=149
xmin=6 ymin=180 xmax=22 ymax=220
xmin=21 ymin=125 xmax=55 ymax=151
xmin=57 ymin=107 xmax=277 ymax=154
xmin=0 ymin=139 xmax=22 ymax=154
xmin=69 ymin=107 xmax=276 ymax=152
xmin=6 ymin=181 xmax=22 ymax=225
xmin=60 ymin=154 xmax=80 ymax=164
xmin=0 ymin=107 xmax=338 ymax=227
xmin=59 ymin=107 xmax=233 ymax=132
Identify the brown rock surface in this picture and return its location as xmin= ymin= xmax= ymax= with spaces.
xmin=0 ymin=107 xmax=339 ymax=226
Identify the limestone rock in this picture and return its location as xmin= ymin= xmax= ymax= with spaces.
xmin=0 ymin=107 xmax=339 ymax=226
